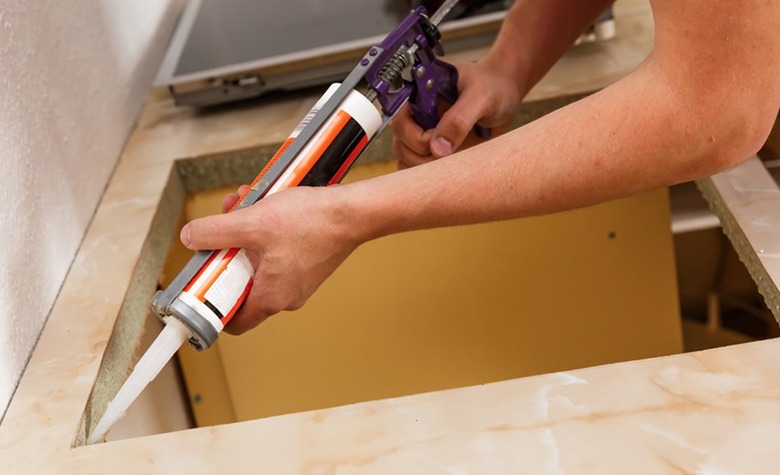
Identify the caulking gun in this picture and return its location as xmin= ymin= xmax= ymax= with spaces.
xmin=88 ymin=0 xmax=487 ymax=444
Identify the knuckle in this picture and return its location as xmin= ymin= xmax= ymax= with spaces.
xmin=391 ymin=138 xmax=403 ymax=157
xmin=446 ymin=114 xmax=472 ymax=136
xmin=287 ymin=298 xmax=304 ymax=312
xmin=389 ymin=117 xmax=403 ymax=134
xmin=392 ymin=139 xmax=417 ymax=164
xmin=248 ymin=311 xmax=269 ymax=329
xmin=260 ymin=293 xmax=286 ymax=317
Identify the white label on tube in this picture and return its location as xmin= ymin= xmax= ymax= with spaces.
xmin=204 ymin=249 xmax=254 ymax=317
xmin=292 ymin=83 xmax=341 ymax=137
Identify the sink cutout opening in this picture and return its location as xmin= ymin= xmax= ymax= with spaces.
xmin=83 ymin=154 xmax=706 ymax=444
xmin=80 ymin=96 xmax=774 ymax=446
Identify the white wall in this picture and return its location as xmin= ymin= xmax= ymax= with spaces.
xmin=0 ymin=0 xmax=180 ymax=418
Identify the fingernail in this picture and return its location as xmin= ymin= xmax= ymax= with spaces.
xmin=431 ymin=137 xmax=453 ymax=157
xmin=180 ymin=224 xmax=192 ymax=248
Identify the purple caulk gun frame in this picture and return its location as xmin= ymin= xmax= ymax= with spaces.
xmin=365 ymin=7 xmax=490 ymax=139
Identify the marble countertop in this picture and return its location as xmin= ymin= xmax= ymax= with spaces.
xmin=3 ymin=1 xmax=780 ymax=473
xmin=34 ymin=338 xmax=780 ymax=474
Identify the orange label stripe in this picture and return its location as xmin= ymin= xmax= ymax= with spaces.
xmin=282 ymin=110 xmax=351 ymax=188
xmin=229 ymin=137 xmax=295 ymax=212
xmin=183 ymin=250 xmax=219 ymax=293
xmin=193 ymin=247 xmax=240 ymax=302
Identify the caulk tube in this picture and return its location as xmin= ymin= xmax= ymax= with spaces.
xmin=162 ymin=84 xmax=381 ymax=350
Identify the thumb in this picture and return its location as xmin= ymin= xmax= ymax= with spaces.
xmin=180 ymin=210 xmax=251 ymax=251
xmin=429 ymin=91 xmax=486 ymax=158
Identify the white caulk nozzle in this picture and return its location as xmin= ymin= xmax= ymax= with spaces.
xmin=87 ymin=317 xmax=191 ymax=445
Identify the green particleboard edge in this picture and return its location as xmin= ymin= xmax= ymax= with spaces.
xmin=77 ymin=166 xmax=188 ymax=446
xmin=697 ymin=175 xmax=780 ymax=323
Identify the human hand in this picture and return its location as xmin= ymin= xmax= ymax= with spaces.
xmin=390 ymin=61 xmax=521 ymax=168
xmin=221 ymin=184 xmax=251 ymax=213
xmin=180 ymin=185 xmax=359 ymax=335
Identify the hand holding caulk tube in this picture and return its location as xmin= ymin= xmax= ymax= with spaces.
xmin=181 ymin=184 xmax=362 ymax=335
xmin=391 ymin=60 xmax=521 ymax=169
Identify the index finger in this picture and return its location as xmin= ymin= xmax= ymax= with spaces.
xmin=390 ymin=104 xmax=431 ymax=156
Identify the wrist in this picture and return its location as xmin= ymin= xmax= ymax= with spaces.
xmin=324 ymin=182 xmax=383 ymax=248
xmin=473 ymin=54 xmax=527 ymax=124
xmin=480 ymin=46 xmax=532 ymax=101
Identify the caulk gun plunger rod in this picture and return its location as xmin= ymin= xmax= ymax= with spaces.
xmin=429 ymin=0 xmax=459 ymax=26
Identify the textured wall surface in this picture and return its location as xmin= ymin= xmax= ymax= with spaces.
xmin=0 ymin=0 xmax=179 ymax=418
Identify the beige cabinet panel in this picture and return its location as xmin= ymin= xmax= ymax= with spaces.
xmin=168 ymin=161 xmax=682 ymax=425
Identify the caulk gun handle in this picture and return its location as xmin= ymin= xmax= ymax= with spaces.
xmin=409 ymin=59 xmax=491 ymax=140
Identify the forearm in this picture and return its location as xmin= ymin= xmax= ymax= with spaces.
xmin=482 ymin=0 xmax=615 ymax=97
xmin=337 ymin=58 xmax=771 ymax=242
xmin=345 ymin=0 xmax=780 ymax=241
